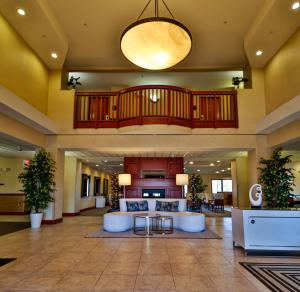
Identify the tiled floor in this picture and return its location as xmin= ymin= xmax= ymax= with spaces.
xmin=0 ymin=216 xmax=299 ymax=292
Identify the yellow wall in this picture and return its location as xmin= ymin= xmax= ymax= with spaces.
xmin=0 ymin=113 xmax=46 ymax=147
xmin=264 ymin=28 xmax=300 ymax=114
xmin=0 ymin=14 xmax=49 ymax=113
xmin=0 ymin=157 xmax=26 ymax=193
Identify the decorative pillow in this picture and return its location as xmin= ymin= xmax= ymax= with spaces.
xmin=138 ymin=200 xmax=149 ymax=211
xmin=126 ymin=200 xmax=149 ymax=212
xmin=155 ymin=200 xmax=179 ymax=212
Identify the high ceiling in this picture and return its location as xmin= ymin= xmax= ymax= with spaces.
xmin=1 ymin=0 xmax=299 ymax=70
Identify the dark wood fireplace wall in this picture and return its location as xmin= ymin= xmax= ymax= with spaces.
xmin=124 ymin=157 xmax=184 ymax=198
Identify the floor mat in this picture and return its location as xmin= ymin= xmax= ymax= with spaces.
xmin=0 ymin=258 xmax=16 ymax=267
xmin=240 ymin=262 xmax=300 ymax=292
xmin=0 ymin=222 xmax=30 ymax=236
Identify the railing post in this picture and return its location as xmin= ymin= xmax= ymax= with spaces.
xmin=213 ymin=93 xmax=216 ymax=128
xmin=116 ymin=93 xmax=119 ymax=128
xmin=168 ymin=89 xmax=171 ymax=124
xmin=139 ymin=90 xmax=143 ymax=125
xmin=190 ymin=92 xmax=193 ymax=128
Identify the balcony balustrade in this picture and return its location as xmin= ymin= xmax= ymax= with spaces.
xmin=74 ymin=85 xmax=238 ymax=129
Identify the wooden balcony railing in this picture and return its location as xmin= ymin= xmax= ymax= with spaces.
xmin=74 ymin=85 xmax=238 ymax=129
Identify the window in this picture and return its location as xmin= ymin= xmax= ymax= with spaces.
xmin=212 ymin=179 xmax=232 ymax=193
xmin=94 ymin=177 xmax=101 ymax=196
xmin=81 ymin=174 xmax=91 ymax=197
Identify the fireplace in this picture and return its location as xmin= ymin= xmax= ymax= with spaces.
xmin=142 ymin=189 xmax=165 ymax=198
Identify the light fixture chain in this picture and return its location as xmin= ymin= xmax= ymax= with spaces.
xmin=155 ymin=0 xmax=158 ymax=17
xmin=162 ymin=0 xmax=175 ymax=19
xmin=137 ymin=0 xmax=153 ymax=20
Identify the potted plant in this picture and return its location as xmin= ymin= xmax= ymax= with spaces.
xmin=258 ymin=148 xmax=295 ymax=208
xmin=189 ymin=173 xmax=207 ymax=210
xmin=18 ymin=149 xmax=56 ymax=228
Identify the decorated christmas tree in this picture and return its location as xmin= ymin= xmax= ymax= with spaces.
xmin=110 ymin=173 xmax=120 ymax=210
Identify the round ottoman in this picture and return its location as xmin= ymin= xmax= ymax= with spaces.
xmin=103 ymin=212 xmax=131 ymax=232
xmin=178 ymin=212 xmax=205 ymax=232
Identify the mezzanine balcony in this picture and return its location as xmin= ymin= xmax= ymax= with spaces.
xmin=74 ymin=85 xmax=238 ymax=129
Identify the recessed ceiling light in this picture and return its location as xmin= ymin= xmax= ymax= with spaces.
xmin=216 ymin=160 xmax=221 ymax=163
xmin=96 ymin=164 xmax=99 ymax=167
xmin=51 ymin=52 xmax=58 ymax=59
xmin=210 ymin=163 xmax=214 ymax=166
xmin=17 ymin=8 xmax=26 ymax=16
xmin=103 ymin=160 xmax=108 ymax=163
xmin=188 ymin=161 xmax=194 ymax=165
xmin=256 ymin=50 xmax=263 ymax=56
xmin=183 ymin=167 xmax=186 ymax=170
xmin=221 ymin=169 xmax=225 ymax=172
xmin=197 ymin=169 xmax=200 ymax=172
xmin=227 ymin=167 xmax=231 ymax=170
xmin=120 ymin=163 xmax=123 ymax=166
xmin=216 ymin=171 xmax=220 ymax=174
xmin=292 ymin=2 xmax=300 ymax=10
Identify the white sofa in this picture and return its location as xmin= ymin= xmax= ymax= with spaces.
xmin=103 ymin=198 xmax=205 ymax=232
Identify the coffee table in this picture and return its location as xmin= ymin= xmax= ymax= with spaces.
xmin=133 ymin=213 xmax=161 ymax=236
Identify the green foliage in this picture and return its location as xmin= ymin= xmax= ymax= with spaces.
xmin=18 ymin=149 xmax=55 ymax=213
xmin=258 ymin=148 xmax=295 ymax=208
xmin=189 ymin=174 xmax=207 ymax=207
xmin=110 ymin=173 xmax=120 ymax=209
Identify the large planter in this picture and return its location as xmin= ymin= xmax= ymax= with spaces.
xmin=30 ymin=213 xmax=43 ymax=229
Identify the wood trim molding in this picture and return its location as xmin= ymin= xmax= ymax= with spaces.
xmin=42 ymin=218 xmax=63 ymax=225
xmin=62 ymin=212 xmax=80 ymax=217
xmin=0 ymin=193 xmax=25 ymax=196
xmin=0 ymin=211 xmax=29 ymax=215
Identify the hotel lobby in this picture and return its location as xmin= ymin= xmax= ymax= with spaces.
xmin=1 ymin=0 xmax=300 ymax=291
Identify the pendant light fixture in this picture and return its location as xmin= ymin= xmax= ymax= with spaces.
xmin=120 ymin=0 xmax=192 ymax=70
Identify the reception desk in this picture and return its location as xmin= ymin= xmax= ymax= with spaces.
xmin=0 ymin=193 xmax=28 ymax=214
xmin=232 ymin=208 xmax=300 ymax=253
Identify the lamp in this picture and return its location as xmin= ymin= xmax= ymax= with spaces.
xmin=176 ymin=174 xmax=189 ymax=198
xmin=120 ymin=0 xmax=192 ymax=70
xmin=118 ymin=173 xmax=131 ymax=198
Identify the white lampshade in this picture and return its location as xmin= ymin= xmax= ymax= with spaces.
xmin=121 ymin=18 xmax=192 ymax=70
xmin=176 ymin=174 xmax=189 ymax=186
xmin=118 ymin=174 xmax=131 ymax=186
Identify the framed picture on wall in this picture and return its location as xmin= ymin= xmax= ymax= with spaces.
xmin=81 ymin=174 xmax=91 ymax=197
xmin=94 ymin=176 xmax=101 ymax=196
xmin=103 ymin=178 xmax=109 ymax=196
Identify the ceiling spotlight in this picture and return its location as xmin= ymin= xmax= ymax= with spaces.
xmin=96 ymin=164 xmax=99 ymax=167
xmin=216 ymin=171 xmax=220 ymax=174
xmin=210 ymin=163 xmax=214 ymax=166
xmin=17 ymin=8 xmax=26 ymax=16
xmin=197 ymin=169 xmax=200 ymax=172
xmin=51 ymin=52 xmax=58 ymax=59
xmin=183 ymin=167 xmax=186 ymax=170
xmin=120 ymin=0 xmax=192 ymax=70
xmin=292 ymin=2 xmax=300 ymax=10
xmin=188 ymin=161 xmax=194 ymax=165
xmin=216 ymin=160 xmax=221 ymax=163
xmin=120 ymin=163 xmax=123 ymax=166
xmin=221 ymin=169 xmax=225 ymax=172
xmin=227 ymin=167 xmax=231 ymax=170
xmin=256 ymin=50 xmax=263 ymax=56
xmin=103 ymin=160 xmax=108 ymax=163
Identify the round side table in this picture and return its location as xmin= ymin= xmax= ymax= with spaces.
xmin=154 ymin=215 xmax=173 ymax=235
xmin=133 ymin=213 xmax=160 ymax=236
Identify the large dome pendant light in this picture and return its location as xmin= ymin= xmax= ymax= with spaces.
xmin=120 ymin=0 xmax=192 ymax=70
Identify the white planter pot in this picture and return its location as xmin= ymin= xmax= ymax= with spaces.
xmin=30 ymin=213 xmax=43 ymax=229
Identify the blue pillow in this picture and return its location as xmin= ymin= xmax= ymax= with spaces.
xmin=155 ymin=200 xmax=179 ymax=212
xmin=126 ymin=200 xmax=149 ymax=212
